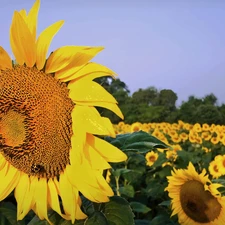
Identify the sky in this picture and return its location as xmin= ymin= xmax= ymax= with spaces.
xmin=1 ymin=0 xmax=225 ymax=106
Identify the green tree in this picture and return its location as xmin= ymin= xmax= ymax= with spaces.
xmin=157 ymin=89 xmax=178 ymax=110
xmin=132 ymin=87 xmax=158 ymax=106
xmin=193 ymin=104 xmax=223 ymax=124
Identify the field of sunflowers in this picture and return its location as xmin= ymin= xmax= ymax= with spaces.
xmin=103 ymin=120 xmax=225 ymax=225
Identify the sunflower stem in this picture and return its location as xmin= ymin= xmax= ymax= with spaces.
xmin=115 ymin=176 xmax=121 ymax=196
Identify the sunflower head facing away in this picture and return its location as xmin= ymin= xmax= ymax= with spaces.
xmin=165 ymin=162 xmax=225 ymax=225
xmin=0 ymin=0 xmax=127 ymax=224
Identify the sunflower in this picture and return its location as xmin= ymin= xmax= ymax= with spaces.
xmin=145 ymin=151 xmax=158 ymax=166
xmin=0 ymin=0 xmax=127 ymax=224
xmin=165 ymin=162 xmax=225 ymax=225
xmin=130 ymin=122 xmax=142 ymax=132
xmin=208 ymin=160 xmax=222 ymax=179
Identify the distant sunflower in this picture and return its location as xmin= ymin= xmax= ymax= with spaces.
xmin=208 ymin=160 xmax=222 ymax=179
xmin=145 ymin=151 xmax=158 ymax=166
xmin=0 ymin=0 xmax=127 ymax=224
xmin=166 ymin=162 xmax=225 ymax=225
xmin=130 ymin=122 xmax=142 ymax=132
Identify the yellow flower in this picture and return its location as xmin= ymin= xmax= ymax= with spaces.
xmin=0 ymin=1 xmax=127 ymax=224
xmin=201 ymin=131 xmax=212 ymax=141
xmin=145 ymin=151 xmax=158 ymax=166
xmin=202 ymin=123 xmax=210 ymax=131
xmin=171 ymin=134 xmax=181 ymax=143
xmin=180 ymin=132 xmax=189 ymax=141
xmin=209 ymin=160 xmax=222 ymax=179
xmin=166 ymin=162 xmax=225 ymax=225
xmin=130 ymin=122 xmax=142 ymax=132
xmin=166 ymin=150 xmax=177 ymax=161
xmin=211 ymin=136 xmax=220 ymax=145
xmin=216 ymin=155 xmax=225 ymax=175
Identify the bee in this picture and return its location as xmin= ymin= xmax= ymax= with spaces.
xmin=31 ymin=164 xmax=44 ymax=173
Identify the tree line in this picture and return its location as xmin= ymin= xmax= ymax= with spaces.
xmin=95 ymin=77 xmax=225 ymax=125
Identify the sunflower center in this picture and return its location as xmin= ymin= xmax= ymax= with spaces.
xmin=149 ymin=156 xmax=156 ymax=162
xmin=180 ymin=180 xmax=221 ymax=223
xmin=0 ymin=66 xmax=74 ymax=179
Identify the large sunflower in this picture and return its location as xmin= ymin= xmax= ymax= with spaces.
xmin=165 ymin=163 xmax=225 ymax=225
xmin=0 ymin=0 xmax=127 ymax=224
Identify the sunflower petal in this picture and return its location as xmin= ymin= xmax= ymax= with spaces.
xmin=48 ymin=178 xmax=70 ymax=220
xmin=70 ymin=131 xmax=86 ymax=166
xmin=0 ymin=46 xmax=12 ymax=70
xmin=59 ymin=171 xmax=77 ymax=223
xmin=87 ymin=134 xmax=127 ymax=162
xmin=74 ymin=100 xmax=124 ymax=119
xmin=34 ymin=178 xmax=50 ymax=223
xmin=0 ymin=155 xmax=7 ymax=170
xmin=27 ymin=0 xmax=40 ymax=40
xmin=0 ymin=163 xmax=20 ymax=201
xmin=17 ymin=176 xmax=37 ymax=220
xmin=67 ymin=164 xmax=110 ymax=203
xmin=84 ymin=142 xmax=111 ymax=170
xmin=36 ymin=20 xmax=64 ymax=70
xmin=46 ymin=46 xmax=103 ymax=74
xmin=10 ymin=11 xmax=36 ymax=67
xmin=58 ymin=62 xmax=117 ymax=81
xmin=19 ymin=9 xmax=27 ymax=22
xmin=72 ymin=105 xmax=111 ymax=136
xmin=15 ymin=173 xmax=30 ymax=219
xmin=69 ymin=80 xmax=117 ymax=103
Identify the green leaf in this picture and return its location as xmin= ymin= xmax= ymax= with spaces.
xmin=158 ymin=200 xmax=171 ymax=207
xmin=123 ymin=131 xmax=169 ymax=151
xmin=112 ymin=168 xmax=132 ymax=177
xmin=119 ymin=185 xmax=135 ymax=198
xmin=0 ymin=202 xmax=25 ymax=225
xmin=149 ymin=214 xmax=175 ymax=225
xmin=134 ymin=220 xmax=151 ymax=225
xmin=103 ymin=196 xmax=135 ymax=225
xmin=130 ymin=202 xmax=151 ymax=214
xmin=85 ymin=212 xmax=108 ymax=225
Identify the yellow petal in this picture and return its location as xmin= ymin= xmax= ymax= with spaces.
xmin=101 ymin=117 xmax=116 ymax=137
xmin=75 ymin=193 xmax=87 ymax=220
xmin=67 ymin=164 xmax=111 ymax=203
xmin=27 ymin=0 xmax=40 ymax=40
xmin=16 ymin=176 xmax=37 ymax=220
xmin=84 ymin=142 xmax=111 ymax=170
xmin=74 ymin=100 xmax=124 ymax=119
xmin=0 ymin=163 xmax=20 ymax=201
xmin=87 ymin=134 xmax=127 ymax=162
xmin=0 ymin=46 xmax=12 ymax=70
xmin=46 ymin=46 xmax=103 ymax=74
xmin=48 ymin=178 xmax=70 ymax=220
xmin=69 ymin=80 xmax=117 ymax=103
xmin=15 ymin=173 xmax=30 ymax=219
xmin=72 ymin=105 xmax=111 ymax=136
xmin=70 ymin=131 xmax=86 ymax=166
xmin=59 ymin=171 xmax=77 ymax=223
xmin=10 ymin=11 xmax=36 ymax=67
xmin=34 ymin=178 xmax=50 ymax=223
xmin=19 ymin=9 xmax=27 ymax=22
xmin=36 ymin=20 xmax=64 ymax=70
xmin=56 ymin=62 xmax=116 ymax=81
xmin=0 ymin=155 xmax=7 ymax=170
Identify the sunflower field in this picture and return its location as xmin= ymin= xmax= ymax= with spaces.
xmin=103 ymin=121 xmax=225 ymax=225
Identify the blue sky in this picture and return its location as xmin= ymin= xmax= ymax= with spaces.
xmin=1 ymin=0 xmax=225 ymax=105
